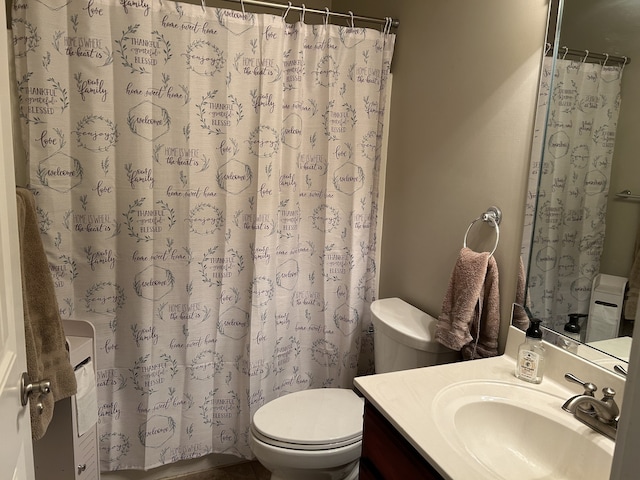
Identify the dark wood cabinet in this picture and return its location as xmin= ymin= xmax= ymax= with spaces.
xmin=359 ymin=400 xmax=445 ymax=480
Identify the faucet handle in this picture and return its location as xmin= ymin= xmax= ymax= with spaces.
xmin=601 ymin=387 xmax=616 ymax=401
xmin=597 ymin=387 xmax=620 ymax=422
xmin=564 ymin=373 xmax=597 ymax=396
xmin=614 ymin=365 xmax=627 ymax=376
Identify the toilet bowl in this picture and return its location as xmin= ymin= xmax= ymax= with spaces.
xmin=249 ymin=297 xmax=459 ymax=479
xmin=249 ymin=388 xmax=363 ymax=480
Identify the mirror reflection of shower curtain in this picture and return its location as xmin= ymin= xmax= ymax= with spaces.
xmin=528 ymin=58 xmax=624 ymax=332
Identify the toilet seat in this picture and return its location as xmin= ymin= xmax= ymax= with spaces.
xmin=251 ymin=388 xmax=364 ymax=451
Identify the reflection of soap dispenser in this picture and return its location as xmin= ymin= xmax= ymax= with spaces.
xmin=516 ymin=319 xmax=545 ymax=384
xmin=564 ymin=313 xmax=587 ymax=341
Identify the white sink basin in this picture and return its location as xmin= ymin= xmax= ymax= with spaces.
xmin=432 ymin=380 xmax=614 ymax=480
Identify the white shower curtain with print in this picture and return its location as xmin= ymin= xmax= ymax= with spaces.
xmin=12 ymin=0 xmax=394 ymax=470
xmin=527 ymin=57 xmax=623 ymax=332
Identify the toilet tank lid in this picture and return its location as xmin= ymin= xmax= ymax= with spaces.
xmin=371 ymin=297 xmax=450 ymax=353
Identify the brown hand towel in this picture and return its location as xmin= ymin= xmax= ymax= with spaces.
xmin=436 ymin=247 xmax=500 ymax=359
xmin=16 ymin=187 xmax=77 ymax=440
xmin=461 ymin=254 xmax=500 ymax=360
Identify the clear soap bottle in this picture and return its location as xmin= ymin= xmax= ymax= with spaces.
xmin=516 ymin=318 xmax=545 ymax=384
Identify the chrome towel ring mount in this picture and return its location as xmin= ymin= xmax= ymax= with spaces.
xmin=463 ymin=206 xmax=502 ymax=256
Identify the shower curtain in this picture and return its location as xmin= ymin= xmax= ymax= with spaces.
xmin=12 ymin=0 xmax=394 ymax=470
xmin=527 ymin=57 xmax=624 ymax=332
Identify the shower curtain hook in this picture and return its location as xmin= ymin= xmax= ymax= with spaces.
xmin=382 ymin=17 xmax=389 ymax=34
xmin=201 ymin=0 xmax=206 ymax=12
xmin=621 ymin=56 xmax=629 ymax=74
xmin=602 ymin=53 xmax=609 ymax=67
xmin=324 ymin=7 xmax=330 ymax=27
xmin=561 ymin=46 xmax=568 ymax=60
xmin=348 ymin=11 xmax=354 ymax=28
xmin=582 ymin=50 xmax=590 ymax=63
xmin=240 ymin=0 xmax=245 ymax=14
xmin=282 ymin=1 xmax=292 ymax=23
xmin=300 ymin=4 xmax=306 ymax=23
xmin=544 ymin=42 xmax=551 ymax=56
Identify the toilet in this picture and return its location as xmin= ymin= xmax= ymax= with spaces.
xmin=249 ymin=297 xmax=459 ymax=480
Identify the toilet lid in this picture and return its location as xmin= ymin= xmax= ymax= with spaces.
xmin=252 ymin=389 xmax=364 ymax=449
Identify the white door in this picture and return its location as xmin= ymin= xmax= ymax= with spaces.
xmin=0 ymin=21 xmax=36 ymax=480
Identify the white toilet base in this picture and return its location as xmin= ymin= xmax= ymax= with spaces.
xmin=250 ymin=428 xmax=361 ymax=480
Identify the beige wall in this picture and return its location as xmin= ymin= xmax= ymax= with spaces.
xmin=7 ymin=1 xmax=551 ymax=478
xmin=334 ymin=0 xmax=550 ymax=351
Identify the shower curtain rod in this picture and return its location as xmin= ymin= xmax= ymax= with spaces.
xmin=549 ymin=46 xmax=630 ymax=65
xmin=221 ymin=0 xmax=399 ymax=28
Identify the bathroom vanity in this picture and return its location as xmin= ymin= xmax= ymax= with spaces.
xmin=359 ymin=400 xmax=443 ymax=479
xmin=354 ymin=326 xmax=623 ymax=479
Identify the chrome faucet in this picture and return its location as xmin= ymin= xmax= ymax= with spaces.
xmin=562 ymin=373 xmax=619 ymax=440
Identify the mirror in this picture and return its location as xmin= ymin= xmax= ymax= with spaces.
xmin=517 ymin=0 xmax=640 ymax=369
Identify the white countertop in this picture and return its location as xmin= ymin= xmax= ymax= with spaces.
xmin=354 ymin=326 xmax=625 ymax=480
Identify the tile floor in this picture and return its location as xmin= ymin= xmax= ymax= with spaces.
xmin=172 ymin=461 xmax=270 ymax=480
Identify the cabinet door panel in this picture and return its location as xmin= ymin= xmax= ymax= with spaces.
xmin=358 ymin=457 xmax=382 ymax=479
xmin=360 ymin=401 xmax=443 ymax=480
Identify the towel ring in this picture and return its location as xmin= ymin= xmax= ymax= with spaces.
xmin=463 ymin=206 xmax=502 ymax=256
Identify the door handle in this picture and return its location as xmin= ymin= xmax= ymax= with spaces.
xmin=20 ymin=372 xmax=51 ymax=409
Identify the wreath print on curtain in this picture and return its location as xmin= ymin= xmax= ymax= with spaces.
xmin=12 ymin=0 xmax=395 ymax=471
xmin=527 ymin=58 xmax=624 ymax=331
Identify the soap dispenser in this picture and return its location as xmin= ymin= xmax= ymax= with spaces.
xmin=516 ymin=318 xmax=545 ymax=384
xmin=564 ymin=313 xmax=587 ymax=341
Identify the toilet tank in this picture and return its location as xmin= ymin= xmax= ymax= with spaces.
xmin=371 ymin=298 xmax=460 ymax=373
